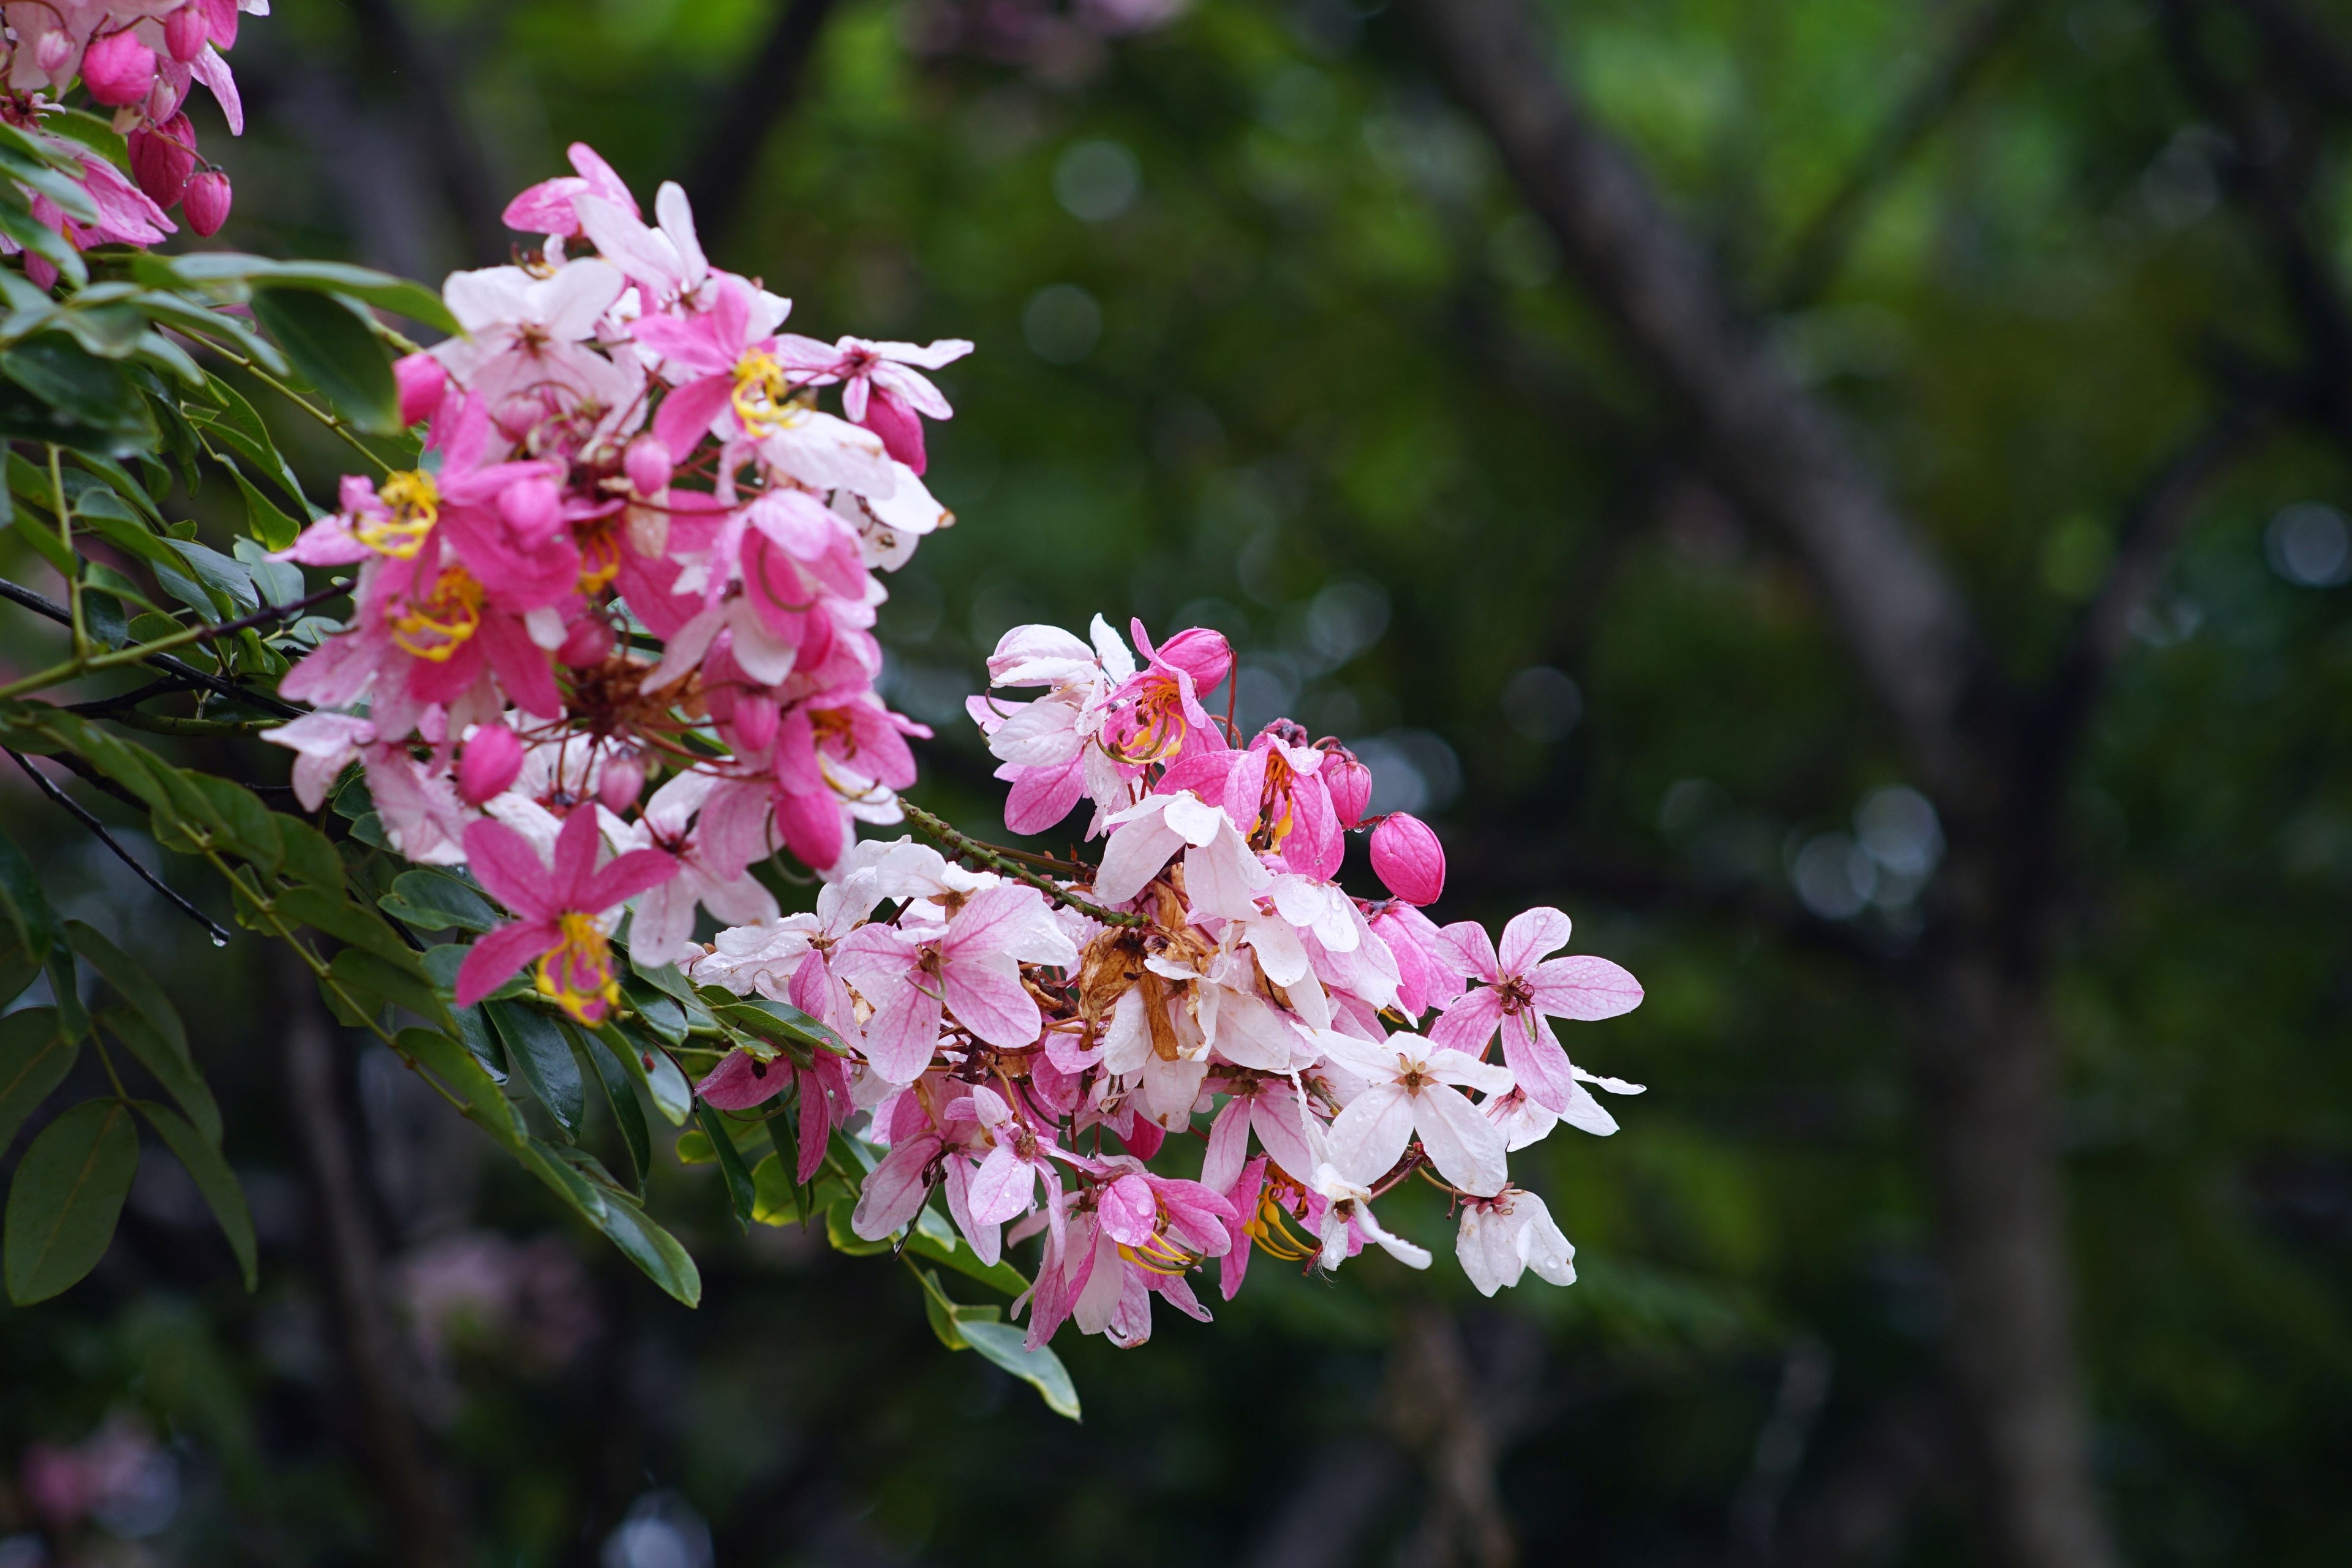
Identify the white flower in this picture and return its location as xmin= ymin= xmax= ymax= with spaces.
xmin=1456 ymin=1188 xmax=1577 ymax=1297
xmin=1320 ymin=1032 xmax=1514 ymax=1197
xmin=1093 ymin=789 xmax=1268 ymax=918
xmin=1310 ymin=1163 xmax=1431 ymax=1272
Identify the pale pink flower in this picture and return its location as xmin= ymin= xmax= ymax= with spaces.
xmin=834 ymin=883 xmax=1077 ymax=1082
xmin=1430 ymin=907 xmax=1643 ymax=1116
xmin=1456 ymin=1188 xmax=1577 ymax=1296
xmin=1321 ymin=1031 xmax=1513 ymax=1196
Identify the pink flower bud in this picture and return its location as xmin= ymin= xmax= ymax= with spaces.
xmin=598 ymin=753 xmax=645 ymax=815
xmin=393 ymin=352 xmax=447 ymax=426
xmin=497 ymin=476 xmax=562 ymax=545
xmin=558 ymin=617 xmax=614 ymax=668
xmin=81 ymin=29 xmax=156 ymax=107
xmin=1158 ymin=626 xmax=1233 ymax=693
xmin=1320 ymin=743 xmax=1373 ymax=829
xmin=164 ymin=6 xmax=209 ymax=62
xmin=1370 ymin=812 xmax=1446 ymax=906
xmin=732 ymin=693 xmax=779 ymax=756
xmin=856 ymin=386 xmax=927 ymax=473
xmin=458 ymin=723 xmax=524 ymax=805
xmin=128 ymin=116 xmax=195 ymax=208
xmin=624 ymin=434 xmax=671 ymax=497
xmin=183 ymin=170 xmax=231 ymax=236
xmin=34 ymin=31 xmax=74 ymax=78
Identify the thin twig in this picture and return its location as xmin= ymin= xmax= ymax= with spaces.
xmin=0 ymin=579 xmax=346 ymax=704
xmin=4 ymin=746 xmax=233 ymax=944
xmin=897 ymin=800 xmax=1147 ymax=928
xmin=0 ymin=576 xmax=306 ymax=718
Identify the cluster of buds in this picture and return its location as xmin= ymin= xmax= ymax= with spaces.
xmin=685 ymin=616 xmax=1646 ymax=1346
xmin=265 ymin=147 xmax=1648 ymax=1344
xmin=267 ymin=143 xmax=961 ymax=1024
xmin=0 ymin=1 xmax=264 ymax=269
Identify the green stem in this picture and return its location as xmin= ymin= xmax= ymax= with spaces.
xmin=0 ymin=579 xmax=344 ymax=703
xmin=49 ymin=444 xmax=83 ymax=659
xmin=897 ymin=800 xmax=1146 ymax=928
xmin=204 ymin=344 xmax=393 ymax=475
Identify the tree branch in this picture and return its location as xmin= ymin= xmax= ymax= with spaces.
xmin=684 ymin=0 xmax=844 ymax=256
xmin=1772 ymin=0 xmax=2030 ymax=311
xmin=0 ymin=576 xmax=306 ymax=718
xmin=1401 ymin=0 xmax=1994 ymax=802
xmin=4 ymin=747 xmax=234 ymax=944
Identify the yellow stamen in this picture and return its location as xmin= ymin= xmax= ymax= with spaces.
xmin=1117 ymin=1231 xmax=1202 ymax=1276
xmin=536 ymin=911 xmax=621 ymax=1025
xmin=576 ymin=527 xmax=622 ymax=594
xmin=1246 ymin=1187 xmax=1317 ymax=1261
xmin=355 ymin=469 xmax=440 ymax=558
xmin=388 ymin=566 xmax=484 ymax=660
xmin=729 ymin=347 xmax=805 ymax=437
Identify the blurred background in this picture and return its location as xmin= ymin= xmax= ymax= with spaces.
xmin=3 ymin=0 xmax=2351 ymax=1564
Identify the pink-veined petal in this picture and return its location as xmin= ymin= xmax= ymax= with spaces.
xmin=859 ymin=982 xmax=945 ymax=1084
xmin=941 ymin=950 xmax=1042 ymax=1049
xmin=851 ymin=1134 xmax=940 ymax=1240
xmin=967 ymin=1144 xmax=1037 ymax=1226
xmin=462 ymin=818 xmax=560 ymax=920
xmin=1438 ymin=919 xmax=1500 ymax=982
xmin=1528 ymin=954 xmax=1645 ymax=1021
xmin=695 ymin=1048 xmax=788 ymax=1110
xmin=1427 ymin=986 xmax=1504 ymax=1054
xmin=1497 ymin=906 xmax=1573 ymax=976
xmin=1498 ymin=1012 xmax=1578 ymax=1115
xmin=1201 ymin=1095 xmax=1252 ymax=1194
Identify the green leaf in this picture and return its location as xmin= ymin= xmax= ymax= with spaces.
xmin=580 ymin=1028 xmax=649 ymax=1193
xmin=0 ymin=828 xmax=58 ymax=964
xmin=0 ymin=336 xmax=157 ymax=454
xmin=0 ymin=203 xmax=86 ymax=287
xmin=4 ymin=1098 xmax=137 ymax=1305
xmin=134 ymin=254 xmax=462 ymax=337
xmin=592 ymin=1019 xmax=692 ymax=1126
xmin=824 ymin=1197 xmax=893 ymax=1257
xmin=907 ymin=1205 xmax=1031 ymax=1298
xmin=750 ymin=1153 xmax=801 ymax=1224
xmin=590 ymin=1189 xmax=702 ymax=1308
xmin=393 ymin=1027 xmax=522 ymax=1146
xmin=45 ymin=944 xmax=86 ymax=1041
xmin=708 ymin=995 xmax=843 ymax=1059
xmin=165 ymin=540 xmax=259 ymax=616
xmin=0 ymin=1008 xmax=72 ymax=1154
xmin=957 ymin=1320 xmax=1082 ymax=1422
xmin=326 ymin=947 xmax=452 ymax=1031
xmin=673 ymin=1128 xmax=714 ymax=1164
xmin=271 ymin=886 xmax=418 ymax=970
xmin=488 ymin=1001 xmax=584 ymax=1138
xmin=131 ymin=1100 xmax=257 ymax=1291
xmin=695 ymin=1100 xmax=758 ymax=1231
xmin=273 ymin=820 xmax=344 ymax=892
xmin=99 ymin=1005 xmax=220 ymax=1148
xmin=0 ymin=942 xmax=44 ymax=1010
xmin=186 ymin=374 xmax=307 ymax=511
xmin=378 ymin=870 xmax=497 ymax=933
xmin=247 ymin=289 xmax=400 ymax=436
xmin=66 ymin=921 xmax=187 ymax=1059
xmin=230 ymin=536 xmax=305 ymax=604
xmin=618 ymin=978 xmax=688 ymax=1046
xmin=450 ymin=1005 xmax=507 ymax=1081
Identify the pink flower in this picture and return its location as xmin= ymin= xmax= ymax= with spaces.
xmin=500 ymin=141 xmax=638 ymax=238
xmin=1370 ymin=811 xmax=1445 ymax=904
xmin=630 ymin=274 xmax=794 ymax=454
xmin=453 ymin=809 xmax=677 ymax=1024
xmin=264 ymin=711 xmax=375 ymax=811
xmin=612 ymin=772 xmax=780 ymax=966
xmin=834 ymin=884 xmax=1078 ymax=1083
xmin=1163 ymin=719 xmax=1343 ymax=879
xmin=1429 ymin=908 xmax=1643 ymax=1116
xmin=775 ymin=333 xmax=972 ymax=471
xmin=457 ymin=721 xmax=523 ymax=805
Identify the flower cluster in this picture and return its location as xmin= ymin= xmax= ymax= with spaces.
xmin=265 ymin=148 xmax=1646 ymax=1347
xmin=685 ymin=614 xmax=1646 ymax=1347
xmin=268 ymin=143 xmax=961 ymax=1025
xmin=0 ymin=0 xmax=266 ymax=272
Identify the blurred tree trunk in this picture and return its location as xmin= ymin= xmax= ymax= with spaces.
xmin=1402 ymin=2 xmax=2131 ymax=1564
xmin=275 ymin=946 xmax=464 ymax=1566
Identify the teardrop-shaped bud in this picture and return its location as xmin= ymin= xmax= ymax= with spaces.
xmin=1370 ymin=812 xmax=1446 ymax=906
xmin=127 ymin=115 xmax=195 ymax=207
xmin=182 ymin=170 xmax=232 ymax=236
xmin=597 ymin=753 xmax=646 ymax=815
xmin=1158 ymin=626 xmax=1234 ymax=693
xmin=856 ymin=386 xmax=926 ymax=473
xmin=732 ymin=692 xmax=780 ymax=757
xmin=164 ymin=6 xmax=209 ymax=62
xmin=557 ymin=617 xmax=614 ymax=668
xmin=1319 ymin=742 xmax=1373 ymax=829
xmin=34 ymin=31 xmax=75 ymax=77
xmin=143 ymin=74 xmax=182 ymax=123
xmin=497 ymin=475 xmax=562 ymax=545
xmin=624 ymin=434 xmax=672 ymax=497
xmin=393 ymin=352 xmax=447 ymax=426
xmin=458 ymin=723 xmax=524 ymax=805
xmin=80 ymin=29 xmax=157 ymax=107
